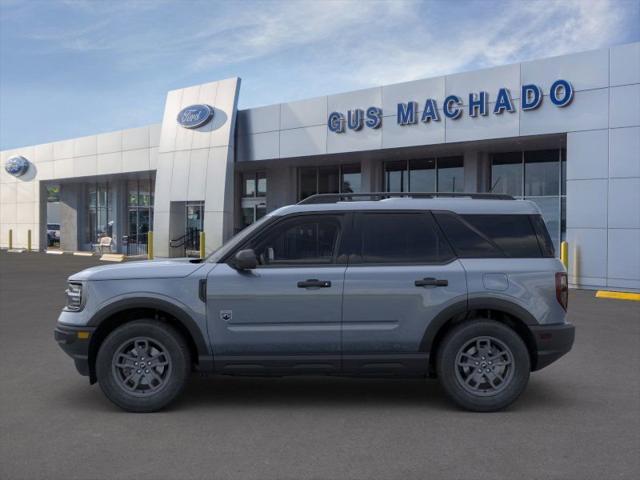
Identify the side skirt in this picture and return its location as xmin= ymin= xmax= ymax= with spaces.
xmin=213 ymin=353 xmax=429 ymax=377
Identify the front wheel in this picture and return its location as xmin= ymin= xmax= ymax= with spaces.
xmin=436 ymin=320 xmax=530 ymax=412
xmin=96 ymin=320 xmax=191 ymax=412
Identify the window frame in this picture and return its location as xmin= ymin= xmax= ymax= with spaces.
xmin=224 ymin=212 xmax=350 ymax=268
xmin=383 ymin=156 xmax=464 ymax=193
xmin=297 ymin=164 xmax=362 ymax=201
xmin=346 ymin=210 xmax=457 ymax=267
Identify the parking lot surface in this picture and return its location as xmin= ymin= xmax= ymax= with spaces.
xmin=1 ymin=251 xmax=639 ymax=480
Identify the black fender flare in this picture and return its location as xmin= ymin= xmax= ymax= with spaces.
xmin=467 ymin=297 xmax=539 ymax=326
xmin=420 ymin=297 xmax=539 ymax=353
xmin=87 ymin=296 xmax=212 ymax=371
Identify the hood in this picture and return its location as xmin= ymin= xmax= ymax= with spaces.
xmin=69 ymin=258 xmax=206 ymax=281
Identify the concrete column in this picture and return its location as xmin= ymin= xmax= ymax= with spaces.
xmin=38 ymin=183 xmax=48 ymax=250
xmin=266 ymin=166 xmax=296 ymax=211
xmin=463 ymin=151 xmax=491 ymax=193
xmin=361 ymin=158 xmax=381 ymax=192
xmin=59 ymin=183 xmax=80 ymax=251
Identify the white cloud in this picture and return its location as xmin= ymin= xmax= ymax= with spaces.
xmin=329 ymin=0 xmax=628 ymax=88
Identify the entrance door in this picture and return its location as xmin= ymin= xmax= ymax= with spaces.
xmin=240 ymin=197 xmax=267 ymax=230
xmin=206 ymin=213 xmax=348 ymax=374
xmin=341 ymin=212 xmax=467 ymax=374
xmin=185 ymin=202 xmax=204 ymax=257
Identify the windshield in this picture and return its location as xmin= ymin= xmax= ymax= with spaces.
xmin=206 ymin=214 xmax=273 ymax=263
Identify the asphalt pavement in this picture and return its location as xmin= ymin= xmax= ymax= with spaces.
xmin=0 ymin=251 xmax=639 ymax=480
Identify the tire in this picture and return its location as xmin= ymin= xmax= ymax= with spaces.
xmin=96 ymin=320 xmax=191 ymax=412
xmin=436 ymin=319 xmax=530 ymax=412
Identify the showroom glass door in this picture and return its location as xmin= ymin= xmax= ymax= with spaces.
xmin=240 ymin=171 xmax=267 ymax=231
xmin=125 ymin=178 xmax=154 ymax=256
xmin=185 ymin=202 xmax=204 ymax=257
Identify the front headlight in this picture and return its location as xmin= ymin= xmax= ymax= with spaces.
xmin=65 ymin=283 xmax=83 ymax=311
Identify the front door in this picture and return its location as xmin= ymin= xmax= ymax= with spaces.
xmin=207 ymin=213 xmax=348 ymax=374
xmin=341 ymin=212 xmax=467 ymax=374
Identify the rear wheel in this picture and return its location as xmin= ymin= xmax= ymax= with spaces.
xmin=96 ymin=320 xmax=191 ymax=412
xmin=436 ymin=319 xmax=530 ymax=412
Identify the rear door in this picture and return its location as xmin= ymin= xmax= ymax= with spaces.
xmin=341 ymin=211 xmax=467 ymax=374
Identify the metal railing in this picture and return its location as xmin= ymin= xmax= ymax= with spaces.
xmin=170 ymin=228 xmax=201 ymax=257
xmin=123 ymin=234 xmax=149 ymax=257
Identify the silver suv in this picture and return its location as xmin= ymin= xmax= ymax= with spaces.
xmin=55 ymin=193 xmax=575 ymax=412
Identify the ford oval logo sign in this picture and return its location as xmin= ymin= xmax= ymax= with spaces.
xmin=5 ymin=156 xmax=30 ymax=177
xmin=176 ymin=104 xmax=214 ymax=129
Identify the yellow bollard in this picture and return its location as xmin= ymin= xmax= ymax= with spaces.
xmin=560 ymin=241 xmax=568 ymax=270
xmin=28 ymin=229 xmax=32 ymax=252
xmin=199 ymin=231 xmax=205 ymax=259
xmin=8 ymin=229 xmax=12 ymax=249
xmin=147 ymin=231 xmax=154 ymax=260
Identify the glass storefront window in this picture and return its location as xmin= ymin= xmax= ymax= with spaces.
xmin=46 ymin=185 xmax=60 ymax=202
xmin=384 ymin=156 xmax=463 ymax=193
xmin=86 ymin=182 xmax=113 ymax=244
xmin=491 ymin=152 xmax=522 ymax=196
xmin=257 ymin=173 xmax=267 ymax=197
xmin=318 ymin=166 xmax=340 ymax=195
xmin=298 ymin=164 xmax=361 ymax=201
xmin=409 ymin=159 xmax=436 ymax=192
xmin=490 ymin=148 xmax=566 ymax=254
xmin=525 ymin=149 xmax=560 ymax=196
xmin=244 ymin=177 xmax=256 ymax=197
xmin=342 ymin=164 xmax=361 ymax=193
xmin=242 ymin=172 xmax=267 ymax=198
xmin=384 ymin=161 xmax=406 ymax=192
xmin=437 ymin=156 xmax=464 ymax=193
xmin=125 ymin=177 xmax=155 ymax=255
xmin=240 ymin=172 xmax=268 ymax=229
xmin=299 ymin=167 xmax=317 ymax=200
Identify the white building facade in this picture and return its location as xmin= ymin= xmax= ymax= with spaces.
xmin=1 ymin=43 xmax=639 ymax=291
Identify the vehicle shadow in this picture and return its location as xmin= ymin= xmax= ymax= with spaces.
xmin=55 ymin=374 xmax=574 ymax=413
xmin=177 ymin=375 xmax=452 ymax=410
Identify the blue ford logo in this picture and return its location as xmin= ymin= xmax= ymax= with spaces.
xmin=5 ymin=156 xmax=30 ymax=177
xmin=176 ymin=104 xmax=214 ymax=129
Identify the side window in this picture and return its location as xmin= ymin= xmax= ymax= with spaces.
xmin=433 ymin=212 xmax=503 ymax=258
xmin=530 ymin=214 xmax=555 ymax=257
xmin=354 ymin=212 xmax=454 ymax=264
xmin=461 ymin=214 xmax=543 ymax=258
xmin=248 ymin=215 xmax=342 ymax=266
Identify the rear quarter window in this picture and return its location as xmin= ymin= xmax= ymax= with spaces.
xmin=461 ymin=214 xmax=543 ymax=258
xmin=434 ymin=212 xmax=551 ymax=258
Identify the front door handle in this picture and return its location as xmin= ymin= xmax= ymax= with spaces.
xmin=415 ymin=277 xmax=448 ymax=287
xmin=297 ymin=279 xmax=332 ymax=288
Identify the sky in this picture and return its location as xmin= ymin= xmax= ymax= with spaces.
xmin=1 ymin=0 xmax=639 ymax=150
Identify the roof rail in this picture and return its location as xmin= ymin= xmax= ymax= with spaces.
xmin=297 ymin=192 xmax=515 ymax=205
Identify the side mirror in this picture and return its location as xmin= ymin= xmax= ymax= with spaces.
xmin=233 ymin=249 xmax=258 ymax=270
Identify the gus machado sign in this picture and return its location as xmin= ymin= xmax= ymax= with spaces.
xmin=328 ymin=79 xmax=573 ymax=133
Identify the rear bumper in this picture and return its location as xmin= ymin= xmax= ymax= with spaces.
xmin=530 ymin=322 xmax=575 ymax=371
xmin=54 ymin=324 xmax=95 ymax=377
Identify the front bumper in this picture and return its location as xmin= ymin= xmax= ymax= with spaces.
xmin=54 ymin=324 xmax=95 ymax=377
xmin=530 ymin=322 xmax=575 ymax=371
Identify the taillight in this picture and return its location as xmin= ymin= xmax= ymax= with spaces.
xmin=555 ymin=272 xmax=568 ymax=310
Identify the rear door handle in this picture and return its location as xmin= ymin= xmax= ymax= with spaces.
xmin=415 ymin=277 xmax=448 ymax=287
xmin=297 ymin=279 xmax=332 ymax=288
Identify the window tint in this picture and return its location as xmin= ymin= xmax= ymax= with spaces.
xmin=250 ymin=216 xmax=341 ymax=266
xmin=434 ymin=212 xmax=502 ymax=258
xmin=354 ymin=213 xmax=454 ymax=264
xmin=462 ymin=215 xmax=543 ymax=258
xmin=530 ymin=214 xmax=555 ymax=257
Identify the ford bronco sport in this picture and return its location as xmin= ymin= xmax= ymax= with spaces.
xmin=55 ymin=193 xmax=575 ymax=412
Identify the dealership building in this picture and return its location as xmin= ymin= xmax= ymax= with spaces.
xmin=1 ymin=42 xmax=639 ymax=291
